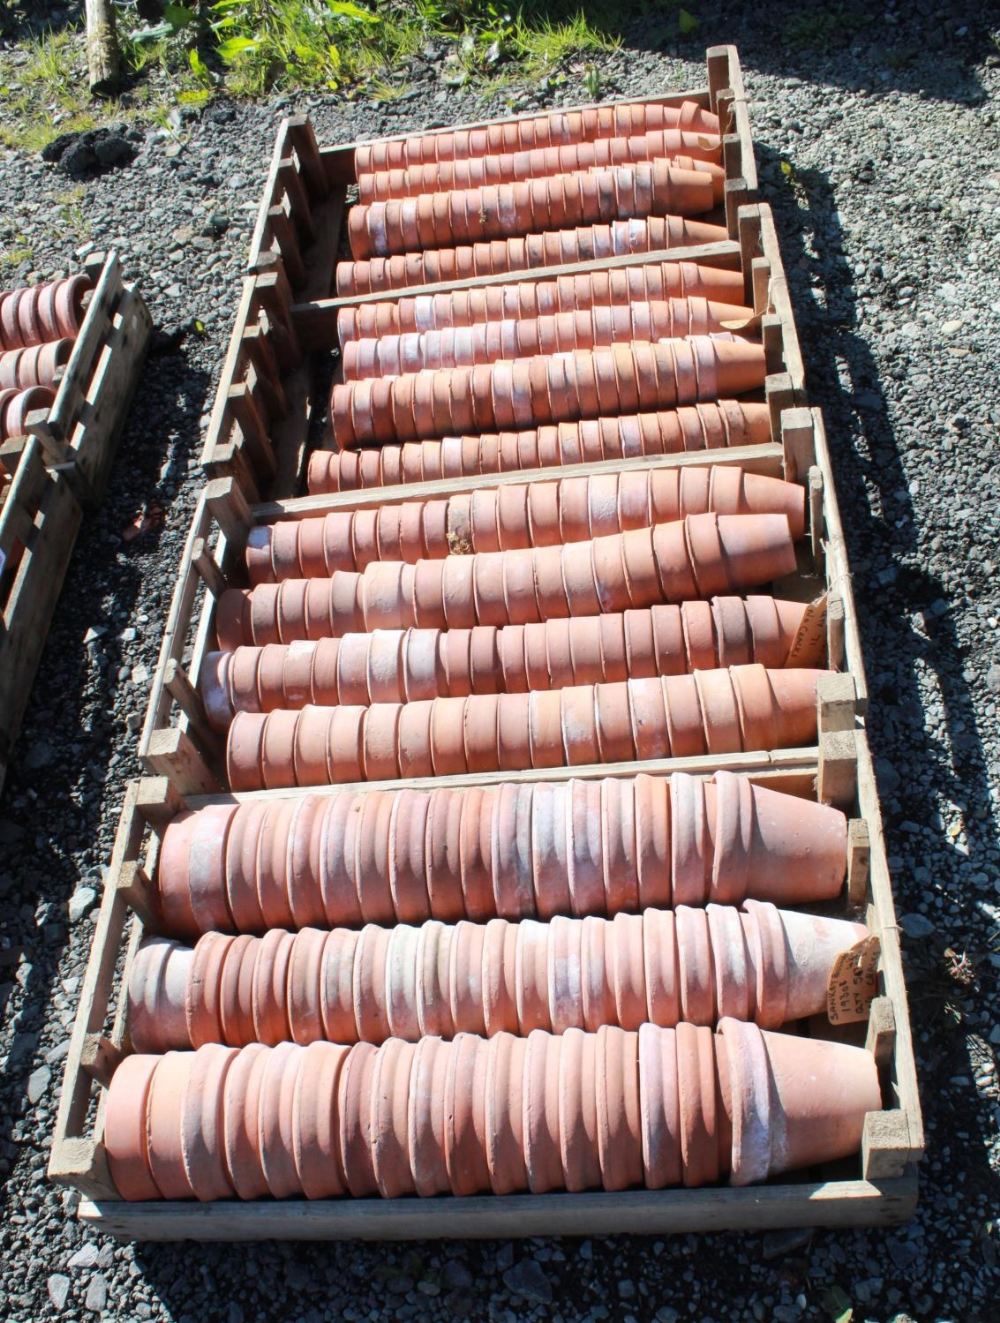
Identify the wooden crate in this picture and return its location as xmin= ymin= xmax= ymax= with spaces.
xmin=201 ymin=46 xmax=757 ymax=498
xmin=27 ymin=250 xmax=152 ymax=506
xmin=0 ymin=435 xmax=82 ymax=793
xmin=46 ymin=709 xmax=922 ymax=1238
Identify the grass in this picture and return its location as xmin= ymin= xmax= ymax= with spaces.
xmin=0 ymin=2 xmax=676 ymax=150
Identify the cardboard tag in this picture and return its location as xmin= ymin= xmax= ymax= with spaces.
xmin=826 ymin=935 xmax=881 ymax=1025
xmin=786 ymin=593 xmax=828 ymax=666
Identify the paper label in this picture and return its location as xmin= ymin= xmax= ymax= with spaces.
xmin=786 ymin=593 xmax=828 ymax=666
xmin=826 ymin=935 xmax=881 ymax=1025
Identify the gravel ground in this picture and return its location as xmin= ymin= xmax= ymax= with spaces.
xmin=1 ymin=3 xmax=999 ymax=1319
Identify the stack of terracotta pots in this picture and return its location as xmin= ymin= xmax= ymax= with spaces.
xmin=102 ymin=103 xmax=884 ymax=1204
xmin=0 ymin=274 xmax=91 ymax=442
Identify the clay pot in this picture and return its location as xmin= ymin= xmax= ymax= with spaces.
xmin=0 ymin=274 xmax=91 ymax=350
xmin=307 ymin=402 xmax=770 ymax=493
xmin=224 ymin=666 xmax=824 ymax=791
xmin=156 ymin=771 xmax=848 ymax=938
xmin=348 ymin=163 xmax=718 ymax=262
xmin=357 ymin=131 xmax=723 ymax=202
xmin=335 ymin=216 xmax=729 ymax=296
xmin=104 ymin=1021 xmax=880 ymax=1200
xmin=354 ymin=101 xmax=721 ymax=175
xmin=246 ymin=469 xmax=803 ymax=585
xmin=341 ymin=299 xmax=753 ymax=380
xmin=129 ymin=902 xmax=869 ymax=1051
xmin=217 ymin=514 xmax=797 ymax=650
xmin=331 ymin=340 xmax=765 ymax=447
xmin=338 ymin=264 xmax=747 ymax=345
xmin=0 ymin=385 xmax=56 ymax=442
xmin=201 ymin=596 xmax=816 ymax=727
xmin=0 ymin=339 xmax=72 ymax=390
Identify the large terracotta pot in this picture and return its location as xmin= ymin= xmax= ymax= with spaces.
xmin=358 ymin=132 xmax=723 ymax=202
xmin=245 ymin=468 xmax=804 ymax=583
xmin=307 ymin=403 xmax=771 ymax=493
xmin=201 ymin=596 xmax=818 ymax=727
xmin=217 ymin=513 xmax=798 ymax=649
xmin=331 ymin=339 xmax=766 ymax=448
xmin=0 ymin=274 xmax=91 ymax=350
xmin=224 ymin=665 xmax=824 ymax=791
xmin=129 ymin=902 xmax=870 ymax=1051
xmin=336 ymin=216 xmax=728 ymax=296
xmin=104 ymin=1021 xmax=881 ymax=1199
xmin=353 ymin=101 xmax=721 ymax=174
xmin=337 ymin=264 xmax=747 ymax=342
xmin=155 ymin=771 xmax=849 ymax=938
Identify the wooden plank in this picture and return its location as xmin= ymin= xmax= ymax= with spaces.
xmin=258 ymin=442 xmax=785 ymax=522
xmin=77 ymin=1175 xmax=917 ymax=1241
xmin=183 ymin=748 xmax=822 ymax=811
xmin=46 ymin=252 xmax=122 ymax=438
xmin=847 ymin=818 xmax=871 ymax=908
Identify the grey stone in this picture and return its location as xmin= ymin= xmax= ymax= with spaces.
xmin=900 ymin=913 xmax=935 ymax=939
xmin=47 ymin=1275 xmax=70 ymax=1310
xmin=502 ymin=1259 xmax=552 ymax=1303
xmin=68 ymin=1243 xmax=99 ymax=1269
xmin=84 ymin=1275 xmax=107 ymax=1313
xmin=68 ymin=887 xmax=97 ymax=923
xmin=762 ymin=1227 xmax=813 ymax=1260
xmin=26 ymin=1065 xmax=51 ymax=1105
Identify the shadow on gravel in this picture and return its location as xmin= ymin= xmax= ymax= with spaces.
xmin=0 ymin=350 xmax=211 ymax=1195
xmin=760 ymin=140 xmax=1000 ymax=1205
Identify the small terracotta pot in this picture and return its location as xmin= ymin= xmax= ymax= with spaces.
xmin=247 ymin=468 xmax=803 ymax=584
xmin=0 ymin=384 xmax=56 ymax=441
xmin=308 ymin=401 xmax=770 ymax=492
xmin=353 ymin=101 xmax=721 ymax=175
xmin=223 ymin=666 xmax=824 ymax=791
xmin=0 ymin=339 xmax=72 ymax=390
xmin=335 ymin=215 xmax=729 ymax=297
xmin=104 ymin=1020 xmax=880 ymax=1200
xmin=0 ymin=274 xmax=91 ymax=350
xmin=357 ymin=130 xmax=723 ymax=202
xmin=217 ymin=514 xmax=797 ymax=650
xmin=331 ymin=340 xmax=765 ymax=447
xmin=341 ymin=299 xmax=753 ymax=380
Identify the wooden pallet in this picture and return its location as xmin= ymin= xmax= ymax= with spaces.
xmin=26 ymin=250 xmax=152 ymax=506
xmin=201 ymin=47 xmax=756 ymax=498
xmin=0 ymin=436 xmax=82 ymax=793
xmin=47 ymin=705 xmax=922 ymax=1238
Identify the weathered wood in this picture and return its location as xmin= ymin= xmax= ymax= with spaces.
xmin=847 ymin=818 xmax=872 ymax=908
xmin=817 ymin=729 xmax=858 ymax=808
xmin=817 ymin=673 xmax=857 ymax=735
xmin=84 ymin=0 xmax=119 ymax=94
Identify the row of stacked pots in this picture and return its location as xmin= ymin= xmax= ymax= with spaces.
xmin=0 ymin=274 xmax=91 ymax=443
xmin=104 ymin=99 xmax=882 ymax=1202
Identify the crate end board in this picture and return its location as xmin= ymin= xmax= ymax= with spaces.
xmin=28 ymin=251 xmax=153 ymax=507
xmin=73 ymin=1174 xmax=918 ymax=1241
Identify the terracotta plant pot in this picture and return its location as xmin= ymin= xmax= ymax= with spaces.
xmin=246 ymin=468 xmax=804 ymax=584
xmin=202 ymin=596 xmax=819 ymax=726
xmin=155 ymin=771 xmax=849 ymax=938
xmin=348 ymin=161 xmax=721 ymax=261
xmin=0 ymin=339 xmax=72 ymax=390
xmin=307 ymin=402 xmax=771 ymax=493
xmin=337 ymin=264 xmax=748 ymax=343
xmin=358 ymin=131 xmax=723 ymax=202
xmin=0 ymin=274 xmax=91 ymax=350
xmin=331 ymin=339 xmax=766 ymax=448
xmin=217 ymin=513 xmax=798 ymax=648
xmin=224 ymin=665 xmax=825 ymax=791
xmin=104 ymin=1021 xmax=880 ymax=1200
xmin=0 ymin=384 xmax=56 ymax=441
xmin=353 ymin=101 xmax=721 ymax=174
xmin=341 ymin=300 xmax=754 ymax=380
xmin=335 ymin=216 xmax=729 ymax=296
xmin=129 ymin=902 xmax=869 ymax=1051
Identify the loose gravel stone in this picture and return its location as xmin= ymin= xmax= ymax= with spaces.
xmin=0 ymin=6 xmax=998 ymax=1323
